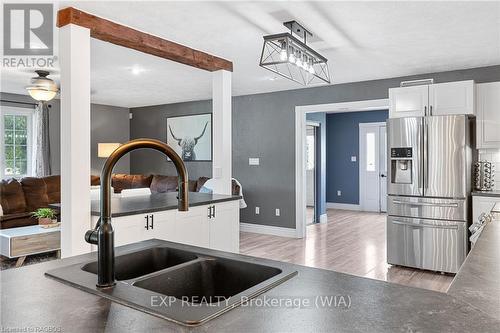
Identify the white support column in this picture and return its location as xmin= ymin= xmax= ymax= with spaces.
xmin=211 ymin=70 xmax=232 ymax=195
xmin=59 ymin=24 xmax=91 ymax=257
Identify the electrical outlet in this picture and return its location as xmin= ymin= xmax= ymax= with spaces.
xmin=337 ymin=190 xmax=342 ymax=196
xmin=275 ymin=209 xmax=280 ymax=216
xmin=351 ymin=156 xmax=356 ymax=162
xmin=255 ymin=207 xmax=260 ymax=215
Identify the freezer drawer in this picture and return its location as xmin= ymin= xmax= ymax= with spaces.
xmin=387 ymin=216 xmax=468 ymax=273
xmin=387 ymin=196 xmax=467 ymax=221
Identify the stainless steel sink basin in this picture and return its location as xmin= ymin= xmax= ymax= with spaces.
xmin=45 ymin=240 xmax=297 ymax=326
xmin=81 ymin=247 xmax=197 ymax=280
xmin=133 ymin=257 xmax=283 ymax=303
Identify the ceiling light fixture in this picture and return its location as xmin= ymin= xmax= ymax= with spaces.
xmin=25 ymin=70 xmax=58 ymax=101
xmin=259 ymin=21 xmax=330 ymax=86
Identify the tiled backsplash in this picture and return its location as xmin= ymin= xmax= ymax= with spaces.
xmin=477 ymin=149 xmax=500 ymax=189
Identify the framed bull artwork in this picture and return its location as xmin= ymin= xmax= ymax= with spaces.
xmin=166 ymin=113 xmax=212 ymax=161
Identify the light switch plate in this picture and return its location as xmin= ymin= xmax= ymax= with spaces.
xmin=275 ymin=209 xmax=280 ymax=216
xmin=255 ymin=207 xmax=260 ymax=214
xmin=249 ymin=158 xmax=260 ymax=166
xmin=337 ymin=190 xmax=342 ymax=196
xmin=351 ymin=156 xmax=357 ymax=162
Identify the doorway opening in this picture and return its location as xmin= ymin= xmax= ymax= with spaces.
xmin=359 ymin=122 xmax=387 ymax=212
xmin=306 ymin=123 xmax=319 ymax=224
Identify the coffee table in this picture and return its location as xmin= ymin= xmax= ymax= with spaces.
xmin=0 ymin=225 xmax=60 ymax=267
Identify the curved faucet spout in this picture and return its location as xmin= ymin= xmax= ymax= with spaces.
xmin=85 ymin=138 xmax=189 ymax=288
xmin=101 ymin=138 xmax=189 ymax=216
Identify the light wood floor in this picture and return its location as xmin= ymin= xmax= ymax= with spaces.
xmin=240 ymin=209 xmax=454 ymax=293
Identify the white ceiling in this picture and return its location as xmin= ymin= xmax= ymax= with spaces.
xmin=1 ymin=1 xmax=499 ymax=108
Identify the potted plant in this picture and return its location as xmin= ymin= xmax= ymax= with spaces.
xmin=32 ymin=208 xmax=57 ymax=225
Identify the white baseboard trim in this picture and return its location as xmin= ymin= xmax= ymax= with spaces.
xmin=326 ymin=202 xmax=361 ymax=211
xmin=319 ymin=213 xmax=327 ymax=224
xmin=240 ymin=223 xmax=298 ymax=238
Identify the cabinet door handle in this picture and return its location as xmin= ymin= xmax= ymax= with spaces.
xmin=145 ymin=215 xmax=149 ymax=230
xmin=212 ymin=205 xmax=216 ymax=218
xmin=429 ymin=105 xmax=433 ymax=116
xmin=424 ymin=106 xmax=427 ymax=116
xmin=208 ymin=206 xmax=212 ymax=219
xmin=150 ymin=214 xmax=154 ymax=229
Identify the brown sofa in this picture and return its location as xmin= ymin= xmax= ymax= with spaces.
xmin=0 ymin=176 xmax=61 ymax=229
xmin=1 ymin=174 xmax=239 ymax=229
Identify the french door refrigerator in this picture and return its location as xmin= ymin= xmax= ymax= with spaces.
xmin=386 ymin=115 xmax=473 ymax=273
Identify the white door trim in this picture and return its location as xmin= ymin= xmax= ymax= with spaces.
xmin=359 ymin=122 xmax=387 ymax=212
xmin=295 ymin=98 xmax=389 ymax=238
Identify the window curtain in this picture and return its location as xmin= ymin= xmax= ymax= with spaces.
xmin=32 ymin=102 xmax=51 ymax=176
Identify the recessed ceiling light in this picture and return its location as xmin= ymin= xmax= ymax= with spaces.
xmin=130 ymin=66 xmax=145 ymax=75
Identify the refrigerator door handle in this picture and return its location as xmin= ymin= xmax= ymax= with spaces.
xmin=392 ymin=199 xmax=459 ymax=208
xmin=423 ymin=119 xmax=429 ymax=191
xmin=418 ymin=120 xmax=424 ymax=193
xmin=391 ymin=220 xmax=459 ymax=230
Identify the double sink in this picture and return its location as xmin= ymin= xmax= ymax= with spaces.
xmin=46 ymin=240 xmax=297 ymax=326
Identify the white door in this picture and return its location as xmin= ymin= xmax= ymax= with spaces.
xmin=429 ymin=80 xmax=475 ymax=116
xmin=379 ymin=126 xmax=387 ymax=212
xmin=389 ymin=85 xmax=428 ymax=118
xmin=360 ymin=122 xmax=387 ymax=212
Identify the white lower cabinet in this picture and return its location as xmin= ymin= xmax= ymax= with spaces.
xmin=143 ymin=210 xmax=176 ymax=242
xmin=208 ymin=201 xmax=240 ymax=253
xmin=472 ymin=196 xmax=500 ymax=223
xmin=174 ymin=205 xmax=210 ymax=248
xmin=91 ymin=201 xmax=240 ymax=253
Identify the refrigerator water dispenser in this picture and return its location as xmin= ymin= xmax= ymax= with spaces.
xmin=391 ymin=148 xmax=412 ymax=184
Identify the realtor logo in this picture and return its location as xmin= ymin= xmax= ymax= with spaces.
xmin=3 ymin=3 xmax=53 ymax=55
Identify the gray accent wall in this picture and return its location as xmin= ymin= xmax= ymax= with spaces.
xmin=129 ymin=100 xmax=212 ymax=180
xmin=91 ymin=103 xmax=130 ymax=175
xmin=233 ymin=65 xmax=500 ymax=228
xmin=233 ymin=66 xmax=500 ymax=228
xmin=128 ymin=65 xmax=500 ymax=229
xmin=1 ymin=93 xmax=130 ymax=176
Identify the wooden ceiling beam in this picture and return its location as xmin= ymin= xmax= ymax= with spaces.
xmin=57 ymin=7 xmax=233 ymax=72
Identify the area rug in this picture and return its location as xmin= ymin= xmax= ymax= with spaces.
xmin=0 ymin=251 xmax=58 ymax=270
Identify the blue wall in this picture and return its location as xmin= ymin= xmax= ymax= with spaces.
xmin=306 ymin=112 xmax=326 ymax=217
xmin=326 ymin=110 xmax=389 ymax=204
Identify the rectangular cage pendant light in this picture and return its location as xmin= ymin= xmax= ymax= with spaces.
xmin=259 ymin=21 xmax=330 ymax=86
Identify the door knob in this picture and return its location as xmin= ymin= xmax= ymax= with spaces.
xmin=380 ymin=174 xmax=387 ymax=178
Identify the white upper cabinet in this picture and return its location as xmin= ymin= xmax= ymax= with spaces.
xmin=389 ymin=80 xmax=475 ymax=118
xmin=389 ymin=85 xmax=429 ymax=118
xmin=429 ymin=81 xmax=475 ymax=116
xmin=476 ymin=82 xmax=500 ymax=149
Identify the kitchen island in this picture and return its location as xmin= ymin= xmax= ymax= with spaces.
xmin=2 ymin=217 xmax=500 ymax=332
xmin=53 ymin=192 xmax=242 ymax=253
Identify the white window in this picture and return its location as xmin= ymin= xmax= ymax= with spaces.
xmin=366 ymin=132 xmax=376 ymax=172
xmin=1 ymin=106 xmax=34 ymax=178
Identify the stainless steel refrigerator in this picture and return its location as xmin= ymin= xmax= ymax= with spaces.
xmin=386 ymin=115 xmax=473 ymax=273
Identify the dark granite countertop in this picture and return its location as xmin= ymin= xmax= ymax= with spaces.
xmin=448 ymin=219 xmax=500 ymax=320
xmin=471 ymin=190 xmax=500 ymax=197
xmin=2 ymin=223 xmax=500 ymax=332
xmin=51 ymin=192 xmax=241 ymax=217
